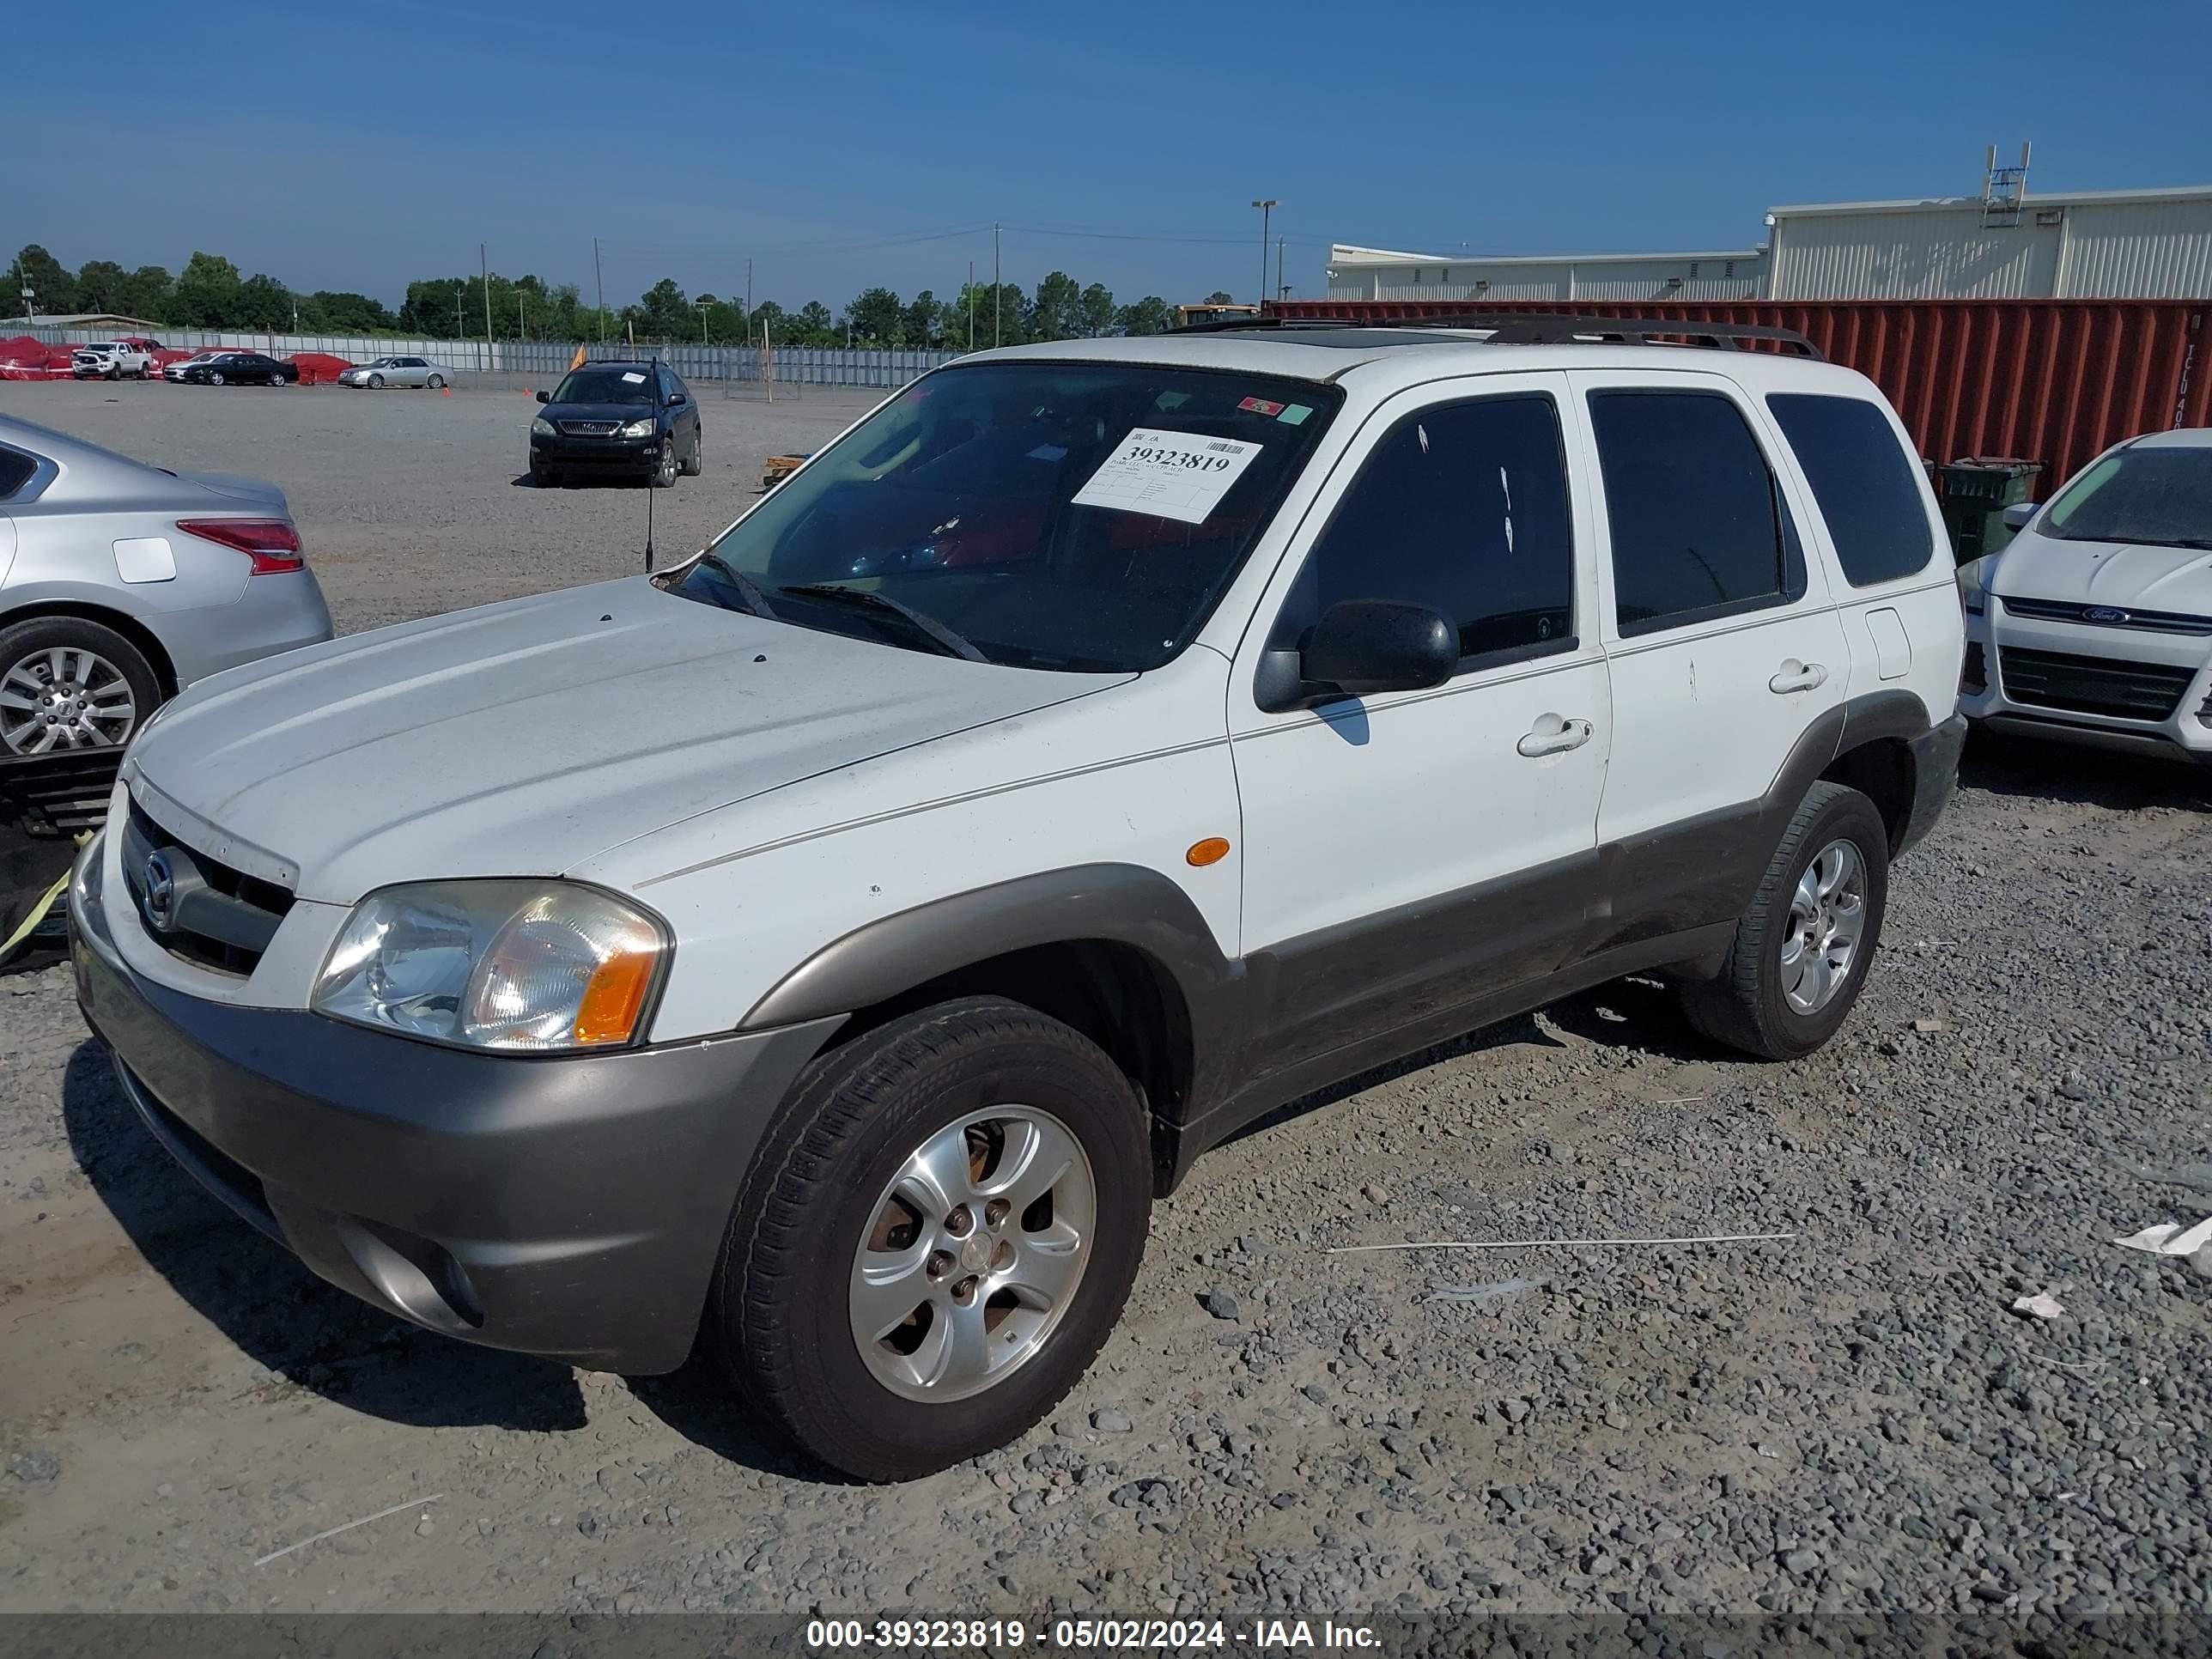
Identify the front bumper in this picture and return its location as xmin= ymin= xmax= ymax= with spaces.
xmin=532 ymin=433 xmax=664 ymax=470
xmin=71 ymin=851 xmax=838 ymax=1373
xmin=1960 ymin=607 xmax=2212 ymax=763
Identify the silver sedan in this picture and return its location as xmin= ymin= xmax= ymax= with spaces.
xmin=0 ymin=415 xmax=334 ymax=756
xmin=338 ymin=356 xmax=449 ymax=390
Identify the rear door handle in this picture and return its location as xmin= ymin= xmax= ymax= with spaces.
xmin=1769 ymin=659 xmax=1829 ymax=695
xmin=1516 ymin=714 xmax=1593 ymax=757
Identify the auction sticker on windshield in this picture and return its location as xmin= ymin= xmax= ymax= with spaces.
xmin=1072 ymin=428 xmax=1264 ymax=525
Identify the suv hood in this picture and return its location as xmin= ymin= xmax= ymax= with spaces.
xmin=1994 ymin=529 xmax=2212 ymax=613
xmin=126 ymin=578 xmax=1123 ymax=902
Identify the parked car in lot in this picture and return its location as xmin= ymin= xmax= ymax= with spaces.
xmin=1959 ymin=427 xmax=2212 ymax=764
xmin=162 ymin=349 xmax=231 ymax=383
xmin=339 ymin=356 xmax=448 ymax=390
xmin=70 ymin=342 xmax=156 ymax=380
xmin=73 ymin=322 xmax=1963 ymax=1480
xmin=0 ymin=414 xmax=333 ymax=756
xmin=174 ymin=351 xmax=298 ymax=387
xmin=530 ymin=360 xmax=701 ymax=487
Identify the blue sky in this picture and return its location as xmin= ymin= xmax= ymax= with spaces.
xmin=13 ymin=0 xmax=2210 ymax=313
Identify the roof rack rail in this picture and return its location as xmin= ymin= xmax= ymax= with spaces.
xmin=1168 ymin=312 xmax=1823 ymax=359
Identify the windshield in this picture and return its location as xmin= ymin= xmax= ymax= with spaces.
xmin=551 ymin=368 xmax=654 ymax=405
xmin=2042 ymin=445 xmax=2212 ymax=548
xmin=667 ymin=361 xmax=1339 ymax=672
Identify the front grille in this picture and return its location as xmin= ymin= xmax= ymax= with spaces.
xmin=119 ymin=799 xmax=295 ymax=975
xmin=558 ymin=419 xmax=618 ymax=436
xmin=1997 ymin=647 xmax=2195 ymax=723
xmin=2001 ymin=596 xmax=2212 ymax=636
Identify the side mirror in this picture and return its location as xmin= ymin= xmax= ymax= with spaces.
xmin=666 ymin=392 xmax=688 ymax=406
xmin=2001 ymin=501 xmax=2036 ymax=531
xmin=536 ymin=390 xmax=550 ymax=404
xmin=1255 ymin=599 xmax=1457 ymax=711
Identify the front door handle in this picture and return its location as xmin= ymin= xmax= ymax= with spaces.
xmin=1516 ymin=714 xmax=1593 ymax=757
xmin=1769 ymin=659 xmax=1829 ymax=695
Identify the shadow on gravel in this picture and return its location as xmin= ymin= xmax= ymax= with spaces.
xmin=622 ymin=1366 xmax=849 ymax=1486
xmin=60 ymin=1040 xmax=591 ymax=1433
xmin=1962 ymin=729 xmax=2211 ymax=813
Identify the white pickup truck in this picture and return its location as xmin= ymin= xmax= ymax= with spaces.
xmin=70 ymin=341 xmax=157 ymax=380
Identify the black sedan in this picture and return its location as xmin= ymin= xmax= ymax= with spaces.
xmin=176 ymin=352 xmax=300 ymax=386
xmin=530 ymin=361 xmax=702 ymax=488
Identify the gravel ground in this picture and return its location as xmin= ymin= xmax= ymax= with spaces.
xmin=3 ymin=380 xmax=2210 ymax=1633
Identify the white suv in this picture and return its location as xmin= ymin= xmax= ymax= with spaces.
xmin=71 ymin=320 xmax=1966 ymax=1480
xmin=1959 ymin=427 xmax=2212 ymax=763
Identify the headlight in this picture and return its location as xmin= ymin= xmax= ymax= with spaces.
xmin=1957 ymin=556 xmax=1994 ymax=616
xmin=531 ymin=416 xmax=556 ymax=437
xmin=312 ymin=880 xmax=667 ymax=1052
xmin=619 ymin=417 xmax=657 ymax=439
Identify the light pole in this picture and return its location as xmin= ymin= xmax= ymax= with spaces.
xmin=1251 ymin=199 xmax=1279 ymax=307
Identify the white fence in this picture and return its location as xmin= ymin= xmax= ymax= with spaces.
xmin=18 ymin=325 xmax=960 ymax=389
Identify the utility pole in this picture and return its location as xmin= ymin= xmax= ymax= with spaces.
xmin=481 ymin=243 xmax=493 ymax=357
xmin=744 ymin=257 xmax=753 ymax=321
xmin=1251 ymin=200 xmax=1279 ymax=307
xmin=993 ymin=222 xmax=1001 ymax=349
xmin=518 ymin=289 xmax=526 ymax=340
xmin=592 ymin=237 xmax=606 ymax=343
xmin=1277 ymin=235 xmax=1287 ymax=301
xmin=967 ymin=260 xmax=975 ymax=352
xmin=700 ymin=301 xmax=709 ymax=345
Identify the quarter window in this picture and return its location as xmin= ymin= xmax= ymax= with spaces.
xmin=1589 ymin=390 xmax=1804 ymax=635
xmin=0 ymin=447 xmax=38 ymax=499
xmin=1268 ymin=393 xmax=1576 ymax=665
xmin=1766 ymin=393 xmax=1934 ymax=586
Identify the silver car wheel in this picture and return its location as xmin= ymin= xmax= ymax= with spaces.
xmin=848 ymin=1106 xmax=1097 ymax=1404
xmin=1780 ymin=837 xmax=1866 ymax=1014
xmin=0 ymin=647 xmax=139 ymax=755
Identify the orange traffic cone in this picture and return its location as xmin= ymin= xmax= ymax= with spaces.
xmin=441 ymin=386 xmax=451 ymax=398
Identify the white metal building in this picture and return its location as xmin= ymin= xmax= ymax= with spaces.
xmin=1329 ymin=182 xmax=2212 ymax=304
xmin=1765 ymin=185 xmax=2212 ymax=301
xmin=1326 ymin=245 xmax=1767 ymax=304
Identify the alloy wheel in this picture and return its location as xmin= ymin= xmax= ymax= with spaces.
xmin=1781 ymin=837 xmax=1866 ymax=1014
xmin=0 ymin=647 xmax=139 ymax=755
xmin=848 ymin=1106 xmax=1097 ymax=1403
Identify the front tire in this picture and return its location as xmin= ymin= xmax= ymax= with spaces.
xmin=210 ymin=372 xmax=225 ymax=386
xmin=1680 ymin=781 xmax=1890 ymax=1060
xmin=368 ymin=374 xmax=384 ymax=389
xmin=712 ymin=998 xmax=1152 ymax=1481
xmin=679 ymin=428 xmax=703 ymax=476
xmin=531 ymin=461 xmax=561 ymax=488
xmin=653 ymin=440 xmax=679 ymax=488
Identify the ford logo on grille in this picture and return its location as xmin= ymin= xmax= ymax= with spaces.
xmin=141 ymin=850 xmax=178 ymax=932
xmin=2082 ymin=605 xmax=2130 ymax=624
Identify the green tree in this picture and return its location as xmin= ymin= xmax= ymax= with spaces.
xmin=10 ymin=245 xmax=78 ymax=316
xmin=902 ymin=290 xmax=941 ymax=347
xmin=173 ymin=252 xmax=245 ymax=327
xmin=747 ymin=300 xmax=788 ymax=343
xmin=74 ymin=259 xmax=131 ymax=313
xmin=1114 ymin=295 xmax=1174 ymax=336
xmin=121 ymin=266 xmax=174 ymax=322
xmin=235 ymin=273 xmax=294 ymax=330
xmin=300 ymin=290 xmax=393 ymax=332
xmin=845 ymin=286 xmax=905 ymax=344
xmin=1202 ymin=289 xmax=1236 ymax=306
xmin=1026 ymin=270 xmax=1084 ymax=343
xmin=627 ymin=276 xmax=693 ymax=341
xmin=794 ymin=301 xmax=836 ymax=345
xmin=1079 ymin=282 xmax=1116 ymax=338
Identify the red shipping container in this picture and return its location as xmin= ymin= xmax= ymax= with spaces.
xmin=1262 ymin=298 xmax=2210 ymax=499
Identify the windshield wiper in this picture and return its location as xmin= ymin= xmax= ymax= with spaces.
xmin=776 ymin=582 xmax=989 ymax=663
xmin=680 ymin=552 xmax=776 ymax=617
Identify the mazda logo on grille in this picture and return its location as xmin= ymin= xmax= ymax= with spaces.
xmin=141 ymin=850 xmax=178 ymax=932
xmin=2082 ymin=605 xmax=2130 ymax=624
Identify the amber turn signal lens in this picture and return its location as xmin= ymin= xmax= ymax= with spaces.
xmin=1186 ymin=837 xmax=1232 ymax=867
xmin=573 ymin=949 xmax=659 ymax=1046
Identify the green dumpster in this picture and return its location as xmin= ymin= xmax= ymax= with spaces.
xmin=1939 ymin=457 xmax=2043 ymax=564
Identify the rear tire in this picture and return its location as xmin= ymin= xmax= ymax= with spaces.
xmin=0 ymin=616 xmax=162 ymax=756
xmin=1679 ymin=781 xmax=1890 ymax=1060
xmin=711 ymin=998 xmax=1152 ymax=1481
xmin=428 ymin=373 xmax=446 ymax=389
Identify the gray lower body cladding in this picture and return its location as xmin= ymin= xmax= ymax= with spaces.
xmin=72 ymin=878 xmax=836 ymax=1373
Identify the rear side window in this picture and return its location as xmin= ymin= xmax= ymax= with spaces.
xmin=1268 ymin=393 xmax=1575 ymax=665
xmin=0 ymin=447 xmax=38 ymax=500
xmin=1767 ymin=393 xmax=1933 ymax=585
xmin=1589 ymin=390 xmax=1804 ymax=635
